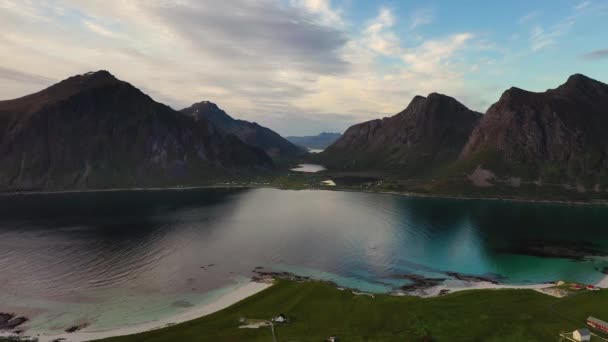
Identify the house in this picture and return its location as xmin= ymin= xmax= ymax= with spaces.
xmin=326 ymin=337 xmax=339 ymax=342
xmin=573 ymin=328 xmax=591 ymax=341
xmin=272 ymin=314 xmax=287 ymax=323
xmin=586 ymin=285 xmax=600 ymax=291
xmin=587 ymin=316 xmax=608 ymax=333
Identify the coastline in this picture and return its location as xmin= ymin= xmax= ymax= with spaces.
xmin=3 ymin=281 xmax=272 ymax=342
xmin=1 ymin=183 xmax=607 ymax=207
xmin=4 ymin=275 xmax=607 ymax=341
xmin=336 ymin=188 xmax=608 ymax=207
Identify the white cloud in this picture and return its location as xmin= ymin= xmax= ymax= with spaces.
xmin=575 ymin=1 xmax=591 ymax=10
xmin=295 ymin=0 xmax=343 ymax=26
xmin=409 ymin=8 xmax=433 ymax=30
xmin=518 ymin=10 xmax=541 ymax=24
xmin=529 ymin=16 xmax=575 ymax=51
xmin=363 ymin=8 xmax=402 ymax=56
xmin=82 ymin=19 xmax=118 ymax=38
xmin=0 ymin=0 xmax=503 ymax=134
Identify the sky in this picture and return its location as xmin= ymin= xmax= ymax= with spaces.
xmin=1 ymin=0 xmax=607 ymax=136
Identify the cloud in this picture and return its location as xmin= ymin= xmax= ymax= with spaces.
xmin=82 ymin=19 xmax=118 ymax=38
xmin=148 ymin=1 xmax=349 ymax=75
xmin=580 ymin=49 xmax=608 ymax=60
xmin=6 ymin=0 xmax=584 ymax=135
xmin=295 ymin=0 xmax=343 ymax=26
xmin=409 ymin=8 xmax=433 ymax=30
xmin=575 ymin=1 xmax=592 ymax=10
xmin=0 ymin=66 xmax=55 ymax=84
xmin=363 ymin=8 xmax=402 ymax=55
xmin=518 ymin=10 xmax=541 ymax=24
xmin=402 ymin=33 xmax=473 ymax=74
xmin=529 ymin=16 xmax=575 ymax=51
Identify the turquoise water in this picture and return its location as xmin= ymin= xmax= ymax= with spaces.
xmin=0 ymin=188 xmax=607 ymax=331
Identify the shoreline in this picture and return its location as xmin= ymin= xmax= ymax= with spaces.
xmin=336 ymin=188 xmax=608 ymax=207
xmin=1 ymin=183 xmax=608 ymax=207
xmin=3 ymin=281 xmax=272 ymax=342
xmin=3 ymin=274 xmax=607 ymax=341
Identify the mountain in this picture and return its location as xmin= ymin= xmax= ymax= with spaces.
xmin=320 ymin=93 xmax=482 ymax=176
xmin=181 ymin=101 xmax=305 ymax=160
xmin=460 ymin=74 xmax=608 ymax=187
xmin=0 ymin=71 xmax=273 ymax=191
xmin=286 ymin=132 xmax=341 ymax=150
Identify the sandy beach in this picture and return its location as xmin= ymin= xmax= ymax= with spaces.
xmin=419 ymin=274 xmax=608 ymax=298
xmin=3 ymin=281 xmax=271 ymax=342
xmin=595 ymin=275 xmax=608 ymax=288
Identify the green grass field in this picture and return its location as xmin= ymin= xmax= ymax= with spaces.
xmin=78 ymin=280 xmax=608 ymax=342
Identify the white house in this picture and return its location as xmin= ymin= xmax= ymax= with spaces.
xmin=272 ymin=314 xmax=287 ymax=323
xmin=573 ymin=328 xmax=591 ymax=342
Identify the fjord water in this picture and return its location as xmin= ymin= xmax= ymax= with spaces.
xmin=1 ymin=188 xmax=608 ymax=332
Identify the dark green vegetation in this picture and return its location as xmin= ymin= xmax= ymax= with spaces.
xmin=0 ymin=71 xmax=273 ymax=191
xmin=285 ymin=132 xmax=341 ymax=150
xmin=181 ymin=101 xmax=305 ymax=161
xmin=92 ymin=280 xmax=608 ymax=342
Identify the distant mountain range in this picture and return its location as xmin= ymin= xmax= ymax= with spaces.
xmin=0 ymin=71 xmax=273 ymax=190
xmin=286 ymin=132 xmax=341 ymax=150
xmin=1 ymin=70 xmax=606 ymax=195
xmin=321 ymin=74 xmax=608 ymax=192
xmin=181 ymin=101 xmax=304 ymax=160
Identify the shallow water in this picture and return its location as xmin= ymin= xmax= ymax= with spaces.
xmin=1 ymin=188 xmax=607 ymax=332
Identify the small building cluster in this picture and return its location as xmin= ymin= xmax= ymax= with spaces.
xmin=587 ymin=316 xmax=608 ymax=333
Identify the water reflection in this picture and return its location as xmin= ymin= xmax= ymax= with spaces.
xmin=0 ymin=188 xmax=607 ymax=331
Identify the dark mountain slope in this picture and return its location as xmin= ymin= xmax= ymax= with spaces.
xmin=320 ymin=93 xmax=482 ymax=176
xmin=0 ymin=71 xmax=273 ymax=190
xmin=460 ymin=74 xmax=608 ymax=186
xmin=181 ymin=101 xmax=304 ymax=160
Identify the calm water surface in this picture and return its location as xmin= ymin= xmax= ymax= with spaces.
xmin=1 ymin=188 xmax=607 ymax=332
xmin=290 ymin=163 xmax=326 ymax=172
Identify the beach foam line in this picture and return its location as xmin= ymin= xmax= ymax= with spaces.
xmin=595 ymin=275 xmax=608 ymax=288
xmin=11 ymin=281 xmax=271 ymax=342
xmin=415 ymin=279 xmax=553 ymax=298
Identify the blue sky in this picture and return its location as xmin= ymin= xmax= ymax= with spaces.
xmin=1 ymin=0 xmax=607 ymax=135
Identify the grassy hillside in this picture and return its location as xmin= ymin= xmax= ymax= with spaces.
xmin=89 ymin=280 xmax=608 ymax=342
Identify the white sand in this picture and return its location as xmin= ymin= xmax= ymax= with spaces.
xmin=321 ymin=180 xmax=336 ymax=186
xmin=417 ymin=276 xmax=608 ymax=298
xmin=409 ymin=279 xmax=553 ymax=298
xmin=595 ymin=275 xmax=608 ymax=288
xmin=5 ymin=282 xmax=271 ymax=342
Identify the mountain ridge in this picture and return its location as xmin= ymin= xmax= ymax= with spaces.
xmin=320 ymin=92 xmax=482 ymax=176
xmin=460 ymin=73 xmax=608 ymax=186
xmin=0 ymin=71 xmax=273 ymax=190
xmin=181 ymin=101 xmax=305 ymax=160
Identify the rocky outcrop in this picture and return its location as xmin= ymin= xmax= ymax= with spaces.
xmin=321 ymin=93 xmax=482 ymax=175
xmin=0 ymin=71 xmax=273 ymax=191
xmin=461 ymin=74 xmax=608 ymax=183
xmin=0 ymin=313 xmax=28 ymax=330
xmin=181 ymin=101 xmax=304 ymax=160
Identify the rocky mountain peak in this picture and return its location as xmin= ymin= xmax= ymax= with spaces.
xmin=553 ymin=73 xmax=608 ymax=98
xmin=321 ymin=93 xmax=482 ymax=175
xmin=181 ymin=101 xmax=304 ymax=160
